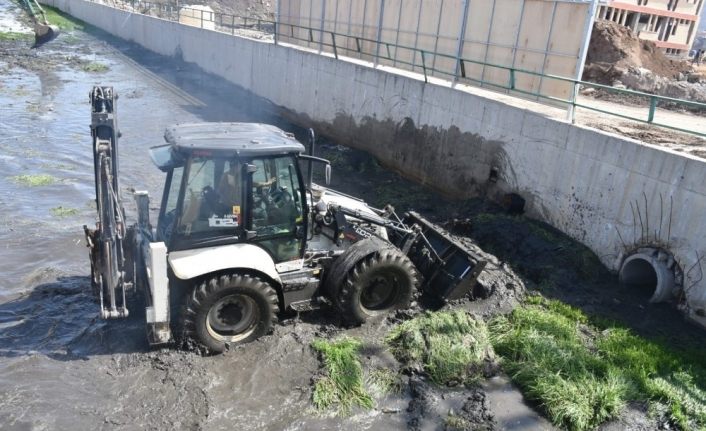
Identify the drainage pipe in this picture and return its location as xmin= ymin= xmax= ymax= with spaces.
xmin=619 ymin=248 xmax=678 ymax=303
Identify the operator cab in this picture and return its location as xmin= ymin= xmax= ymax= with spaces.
xmin=149 ymin=123 xmax=308 ymax=263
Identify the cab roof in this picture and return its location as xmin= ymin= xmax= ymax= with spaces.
xmin=163 ymin=122 xmax=306 ymax=156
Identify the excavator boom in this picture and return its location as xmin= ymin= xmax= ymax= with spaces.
xmin=84 ymin=87 xmax=131 ymax=319
xmin=21 ymin=0 xmax=60 ymax=48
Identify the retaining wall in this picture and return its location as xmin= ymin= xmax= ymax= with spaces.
xmin=48 ymin=0 xmax=706 ymax=327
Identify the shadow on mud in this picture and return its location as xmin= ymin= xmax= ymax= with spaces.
xmin=450 ymin=201 xmax=706 ymax=350
xmin=0 ymin=276 xmax=150 ymax=360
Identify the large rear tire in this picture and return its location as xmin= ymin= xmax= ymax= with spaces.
xmin=328 ymin=240 xmax=419 ymax=324
xmin=183 ymin=274 xmax=279 ymax=353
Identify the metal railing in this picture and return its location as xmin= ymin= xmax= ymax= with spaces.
xmin=96 ymin=0 xmax=706 ymax=137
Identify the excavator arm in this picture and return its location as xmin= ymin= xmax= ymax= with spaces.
xmin=84 ymin=86 xmax=172 ymax=345
xmin=20 ymin=0 xmax=60 ymax=48
xmin=84 ymin=86 xmax=131 ymax=319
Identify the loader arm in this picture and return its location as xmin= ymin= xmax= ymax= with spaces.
xmin=325 ymin=201 xmax=487 ymax=302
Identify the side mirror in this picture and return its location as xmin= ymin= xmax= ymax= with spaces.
xmin=325 ymin=164 xmax=331 ymax=185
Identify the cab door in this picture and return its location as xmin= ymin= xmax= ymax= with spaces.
xmin=246 ymin=155 xmax=307 ymax=263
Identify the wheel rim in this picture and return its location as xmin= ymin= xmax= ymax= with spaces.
xmin=360 ymin=273 xmax=400 ymax=311
xmin=206 ymin=294 xmax=260 ymax=343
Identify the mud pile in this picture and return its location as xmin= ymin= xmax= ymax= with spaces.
xmin=583 ymin=20 xmax=706 ymax=103
xmin=585 ymin=20 xmax=689 ymax=80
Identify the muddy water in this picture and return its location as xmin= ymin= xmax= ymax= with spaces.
xmin=0 ymin=12 xmax=347 ymax=431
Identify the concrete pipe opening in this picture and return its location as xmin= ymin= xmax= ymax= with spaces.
xmin=619 ymin=251 xmax=676 ymax=303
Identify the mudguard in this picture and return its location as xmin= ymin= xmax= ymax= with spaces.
xmin=168 ymin=243 xmax=282 ymax=284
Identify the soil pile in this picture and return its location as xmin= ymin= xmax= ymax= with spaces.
xmin=584 ymin=20 xmax=690 ymax=81
xmin=582 ymin=20 xmax=706 ymax=104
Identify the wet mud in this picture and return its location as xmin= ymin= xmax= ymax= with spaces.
xmin=1 ymin=3 xmax=703 ymax=430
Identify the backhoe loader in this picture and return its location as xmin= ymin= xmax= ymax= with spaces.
xmin=85 ymin=86 xmax=487 ymax=353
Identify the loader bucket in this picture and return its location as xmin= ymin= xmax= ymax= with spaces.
xmin=404 ymin=212 xmax=487 ymax=302
xmin=32 ymin=23 xmax=59 ymax=48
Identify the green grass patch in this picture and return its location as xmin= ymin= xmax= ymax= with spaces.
xmin=489 ymin=298 xmax=706 ymax=430
xmin=41 ymin=5 xmax=84 ymax=30
xmin=10 ymin=174 xmax=57 ymax=186
xmin=366 ymin=367 xmax=402 ymax=396
xmin=81 ymin=62 xmax=108 ymax=73
xmin=386 ymin=310 xmax=493 ymax=385
xmin=50 ymin=206 xmax=79 ymax=217
xmin=311 ymin=338 xmax=373 ymax=415
xmin=0 ymin=31 xmax=32 ymax=41
xmin=444 ymin=413 xmax=472 ymax=430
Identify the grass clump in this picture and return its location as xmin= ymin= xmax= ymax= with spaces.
xmin=51 ymin=206 xmax=79 ymax=217
xmin=366 ymin=367 xmax=402 ymax=396
xmin=81 ymin=62 xmax=108 ymax=73
xmin=490 ymin=297 xmax=706 ymax=430
xmin=0 ymin=31 xmax=32 ymax=41
xmin=10 ymin=174 xmax=57 ymax=186
xmin=444 ymin=414 xmax=471 ymax=430
xmin=489 ymin=303 xmax=628 ymax=430
xmin=311 ymin=338 xmax=373 ymax=415
xmin=598 ymin=327 xmax=706 ymax=430
xmin=386 ymin=310 xmax=493 ymax=385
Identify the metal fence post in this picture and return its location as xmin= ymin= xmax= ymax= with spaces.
xmin=648 ymin=96 xmax=658 ymax=123
xmin=392 ymin=0 xmax=403 ymax=67
xmin=480 ymin=0 xmax=497 ymax=87
xmin=567 ymin=0 xmax=598 ymax=122
xmin=569 ymin=81 xmax=578 ymax=123
xmin=319 ymin=0 xmax=326 ymax=53
xmin=421 ymin=51 xmax=428 ymax=83
xmin=454 ymin=0 xmax=471 ymax=83
xmin=375 ymin=0 xmax=385 ymax=66
xmin=332 ymin=33 xmax=338 ymax=59
xmin=510 ymin=0 xmax=527 ymax=90
xmin=509 ymin=69 xmax=515 ymax=90
xmin=274 ymin=0 xmax=279 ymax=44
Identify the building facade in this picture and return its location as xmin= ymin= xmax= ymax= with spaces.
xmin=598 ymin=0 xmax=704 ymax=56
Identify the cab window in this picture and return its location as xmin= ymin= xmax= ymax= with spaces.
xmin=179 ymin=157 xmax=242 ymax=236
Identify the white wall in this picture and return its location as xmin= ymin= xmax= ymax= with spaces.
xmin=46 ymin=0 xmax=706 ymax=327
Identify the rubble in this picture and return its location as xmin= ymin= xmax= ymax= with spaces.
xmin=583 ymin=20 xmax=706 ymax=104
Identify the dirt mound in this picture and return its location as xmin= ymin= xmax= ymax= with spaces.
xmin=584 ymin=20 xmax=690 ymax=83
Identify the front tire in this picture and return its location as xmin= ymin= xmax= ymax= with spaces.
xmin=331 ymin=245 xmax=419 ymax=324
xmin=183 ymin=274 xmax=279 ymax=353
